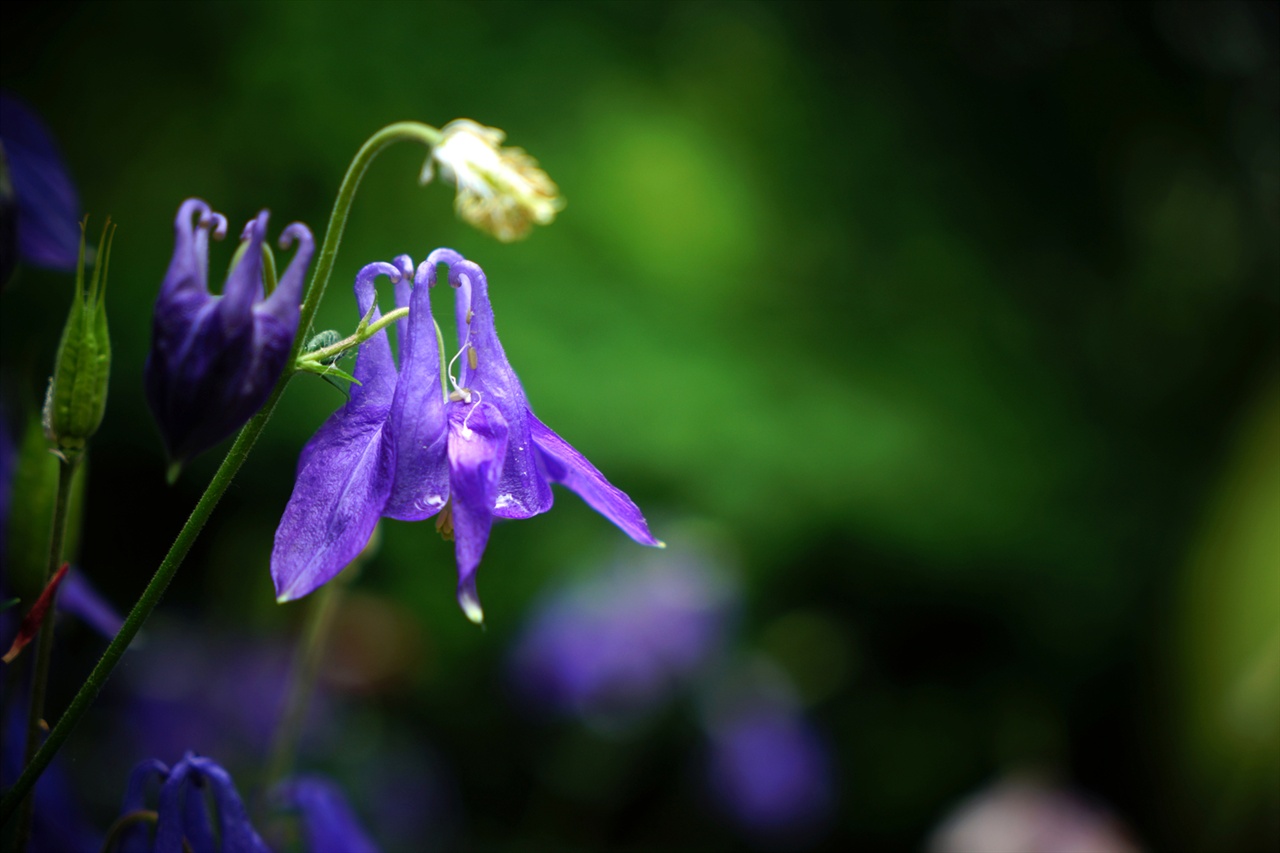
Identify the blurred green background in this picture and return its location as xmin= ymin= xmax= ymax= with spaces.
xmin=2 ymin=1 xmax=1278 ymax=850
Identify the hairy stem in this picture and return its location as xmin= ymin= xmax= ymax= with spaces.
xmin=11 ymin=455 xmax=78 ymax=849
xmin=292 ymin=122 xmax=442 ymax=368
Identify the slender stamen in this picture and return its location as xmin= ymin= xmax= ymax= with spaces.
xmin=461 ymin=390 xmax=483 ymax=432
xmin=445 ymin=327 xmax=473 ymax=396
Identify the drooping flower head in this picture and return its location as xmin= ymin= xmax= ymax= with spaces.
xmin=115 ymin=753 xmax=270 ymax=853
xmin=113 ymin=754 xmax=380 ymax=853
xmin=273 ymin=249 xmax=660 ymax=622
xmin=0 ymin=91 xmax=81 ymax=285
xmin=425 ymin=120 xmax=564 ymax=242
xmin=145 ymin=199 xmax=314 ymax=470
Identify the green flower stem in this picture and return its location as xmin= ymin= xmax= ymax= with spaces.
xmin=297 ymin=306 xmax=411 ymax=369
xmin=262 ymin=575 xmax=343 ymax=795
xmin=291 ymin=122 xmax=442 ymax=370
xmin=12 ymin=455 xmax=78 ymax=850
xmin=0 ymin=121 xmax=444 ymax=827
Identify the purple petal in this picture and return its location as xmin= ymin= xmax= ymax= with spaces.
xmin=258 ymin=221 xmax=315 ymax=326
xmin=117 ymin=758 xmax=169 ymax=853
xmin=185 ymin=755 xmax=270 ymax=853
xmin=529 ymin=414 xmax=661 ymax=546
xmin=391 ymin=253 xmax=415 ymax=344
xmin=221 ymin=211 xmax=269 ymax=321
xmin=57 ymin=568 xmax=123 ymax=637
xmin=276 ymin=776 xmax=380 ymax=853
xmin=444 ymin=257 xmax=552 ymax=519
xmin=447 ymin=401 xmax=509 ymax=623
xmin=0 ymin=92 xmax=80 ymax=270
xmin=181 ymin=768 xmax=217 ymax=853
xmin=383 ymin=260 xmax=448 ymax=521
xmin=154 ymin=758 xmax=195 ymax=853
xmin=272 ymin=390 xmax=392 ymax=604
xmin=147 ymin=200 xmax=220 ymax=370
xmin=121 ymin=758 xmax=170 ymax=812
xmin=273 ymin=264 xmax=401 ymax=602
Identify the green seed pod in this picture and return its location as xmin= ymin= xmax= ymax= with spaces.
xmin=43 ymin=218 xmax=114 ymax=455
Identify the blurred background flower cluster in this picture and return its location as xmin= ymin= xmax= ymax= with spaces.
xmin=2 ymin=1 xmax=1277 ymax=850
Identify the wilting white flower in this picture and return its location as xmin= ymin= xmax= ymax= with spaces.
xmin=425 ymin=119 xmax=564 ymax=242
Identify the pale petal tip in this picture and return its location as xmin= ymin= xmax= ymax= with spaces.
xmin=655 ymin=539 xmax=667 ymax=549
xmin=275 ymin=582 xmax=302 ymax=605
xmin=459 ymin=588 xmax=485 ymax=625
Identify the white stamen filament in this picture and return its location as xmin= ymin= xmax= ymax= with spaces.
xmin=462 ymin=390 xmax=483 ymax=432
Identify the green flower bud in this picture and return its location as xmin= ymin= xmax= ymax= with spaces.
xmin=43 ymin=218 xmax=114 ymax=455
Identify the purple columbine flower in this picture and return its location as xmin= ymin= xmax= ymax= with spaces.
xmin=145 ymin=199 xmax=314 ymax=470
xmin=116 ymin=754 xmax=381 ymax=853
xmin=272 ymin=249 xmax=660 ymax=621
xmin=116 ymin=753 xmax=270 ymax=853
xmin=0 ymin=91 xmax=81 ymax=282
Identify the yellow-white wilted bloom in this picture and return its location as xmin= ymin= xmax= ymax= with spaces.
xmin=424 ymin=119 xmax=564 ymax=242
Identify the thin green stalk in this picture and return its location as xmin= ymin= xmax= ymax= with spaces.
xmin=299 ymin=306 xmax=411 ymax=367
xmin=293 ymin=122 xmax=442 ymax=368
xmin=11 ymin=456 xmax=78 ymax=850
xmin=262 ymin=579 xmax=343 ymax=793
xmin=0 ymin=121 xmax=444 ymax=826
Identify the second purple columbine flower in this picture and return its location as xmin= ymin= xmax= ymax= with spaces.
xmin=272 ymin=249 xmax=660 ymax=621
xmin=145 ymin=199 xmax=314 ymax=472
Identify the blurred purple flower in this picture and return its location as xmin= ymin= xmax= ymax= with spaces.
xmin=509 ymin=549 xmax=736 ymax=721
xmin=926 ymin=775 xmax=1140 ymax=853
xmin=275 ymin=777 xmax=379 ymax=853
xmin=702 ymin=661 xmax=834 ymax=838
xmin=145 ymin=199 xmax=314 ymax=469
xmin=116 ymin=753 xmax=270 ymax=853
xmin=706 ymin=705 xmax=833 ymax=836
xmin=0 ymin=91 xmax=81 ymax=281
xmin=273 ymin=249 xmax=660 ymax=622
